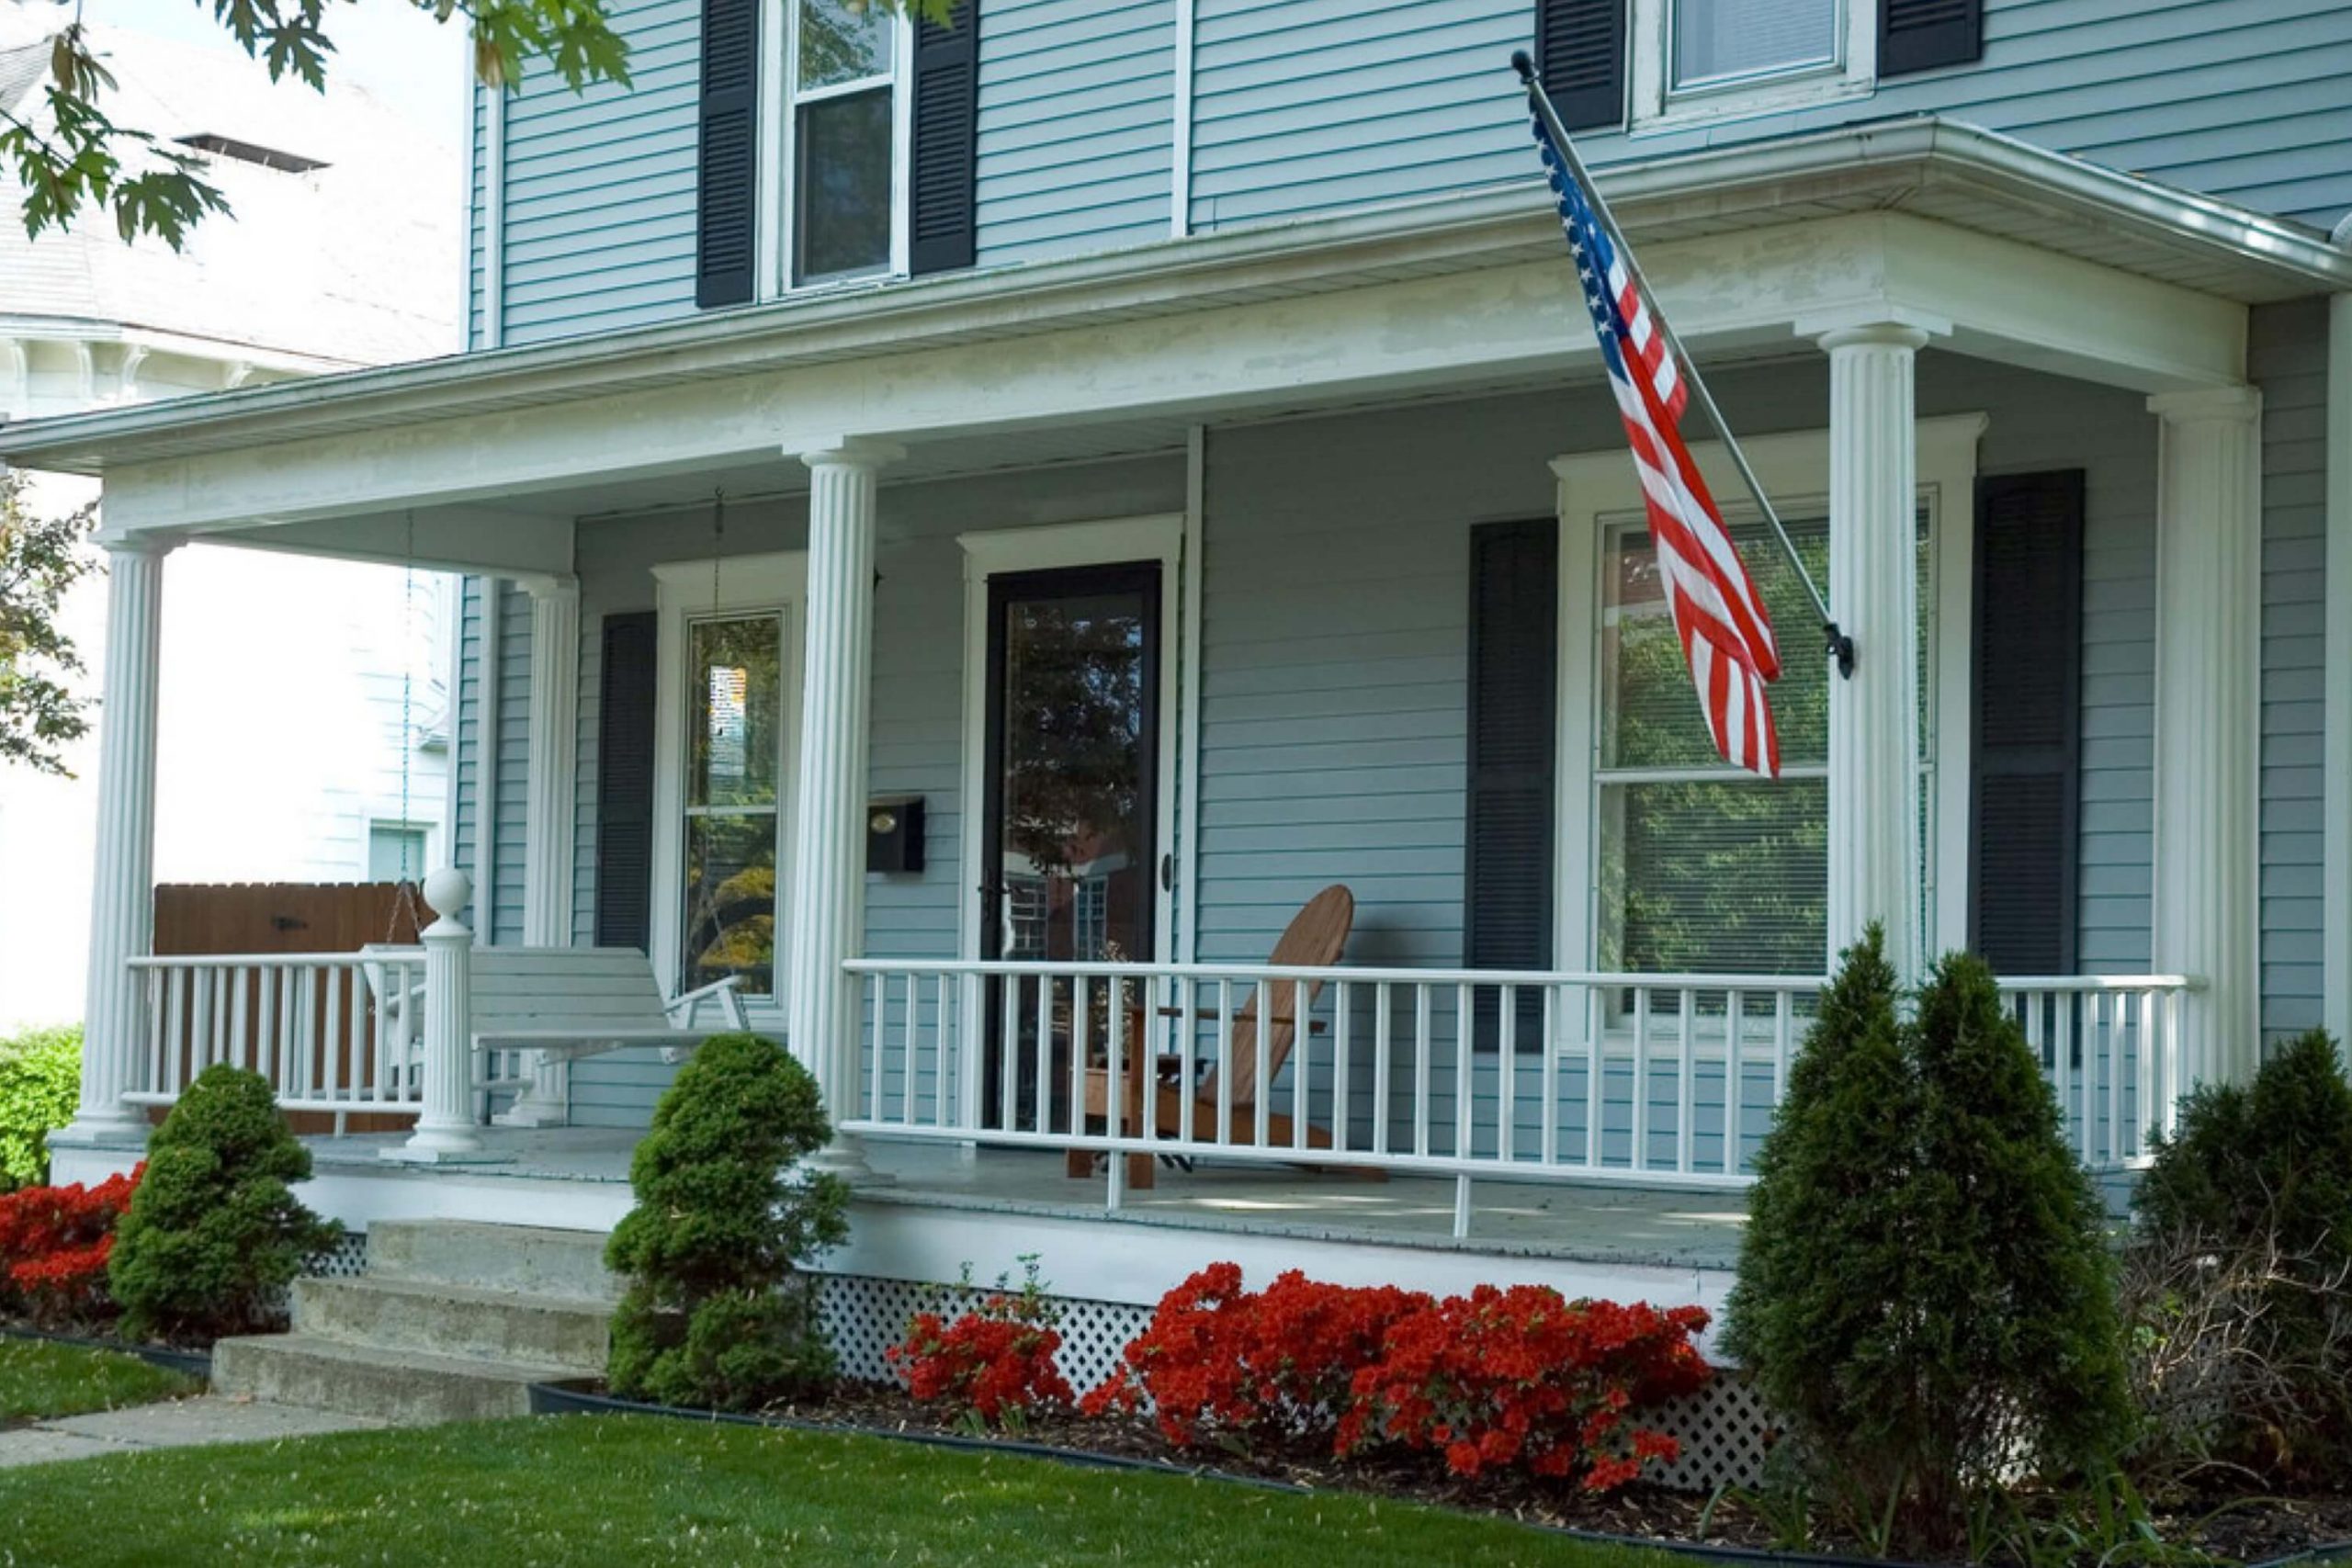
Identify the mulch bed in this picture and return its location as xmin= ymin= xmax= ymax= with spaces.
xmin=537 ymin=1379 xmax=2352 ymax=1567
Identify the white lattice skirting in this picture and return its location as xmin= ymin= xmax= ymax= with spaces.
xmin=810 ymin=1271 xmax=1770 ymax=1492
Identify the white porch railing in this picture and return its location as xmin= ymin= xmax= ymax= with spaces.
xmin=124 ymin=952 xmax=428 ymax=1122
xmin=840 ymin=960 xmax=2199 ymax=1224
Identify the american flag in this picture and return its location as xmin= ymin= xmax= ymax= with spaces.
xmin=1529 ymin=111 xmax=1784 ymax=777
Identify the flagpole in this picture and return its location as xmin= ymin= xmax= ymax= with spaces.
xmin=1510 ymin=51 xmax=1855 ymax=679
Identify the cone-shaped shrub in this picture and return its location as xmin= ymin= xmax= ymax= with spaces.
xmin=107 ymin=1065 xmax=339 ymax=1342
xmin=2133 ymin=1028 xmax=2352 ymax=1478
xmin=1723 ymin=930 xmax=2131 ymax=1545
xmin=605 ymin=1032 xmax=847 ymax=1409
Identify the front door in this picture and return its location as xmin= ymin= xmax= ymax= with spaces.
xmin=979 ymin=562 xmax=1162 ymax=1131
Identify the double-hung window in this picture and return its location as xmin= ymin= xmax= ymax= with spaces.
xmin=1628 ymin=0 xmax=1874 ymax=131
xmin=784 ymin=0 xmax=902 ymax=285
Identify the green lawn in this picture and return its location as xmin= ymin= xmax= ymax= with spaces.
xmin=0 ymin=1337 xmax=198 ymax=1424
xmin=0 ymin=1414 xmax=1679 ymax=1567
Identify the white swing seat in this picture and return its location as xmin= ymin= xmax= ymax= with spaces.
xmin=358 ymin=945 xmax=753 ymax=1090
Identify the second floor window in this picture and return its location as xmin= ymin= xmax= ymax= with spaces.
xmin=1670 ymin=0 xmax=1839 ymax=92
xmin=789 ymin=0 xmax=899 ymax=284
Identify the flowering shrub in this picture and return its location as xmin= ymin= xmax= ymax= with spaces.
xmin=1340 ymin=1284 xmax=1712 ymax=1489
xmin=1085 ymin=1265 xmax=1710 ymax=1490
xmin=1083 ymin=1263 xmax=1432 ymax=1450
xmin=0 ymin=1165 xmax=141 ymax=1328
xmin=889 ymin=1258 xmax=1075 ymax=1430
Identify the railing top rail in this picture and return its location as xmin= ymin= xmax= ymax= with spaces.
xmin=844 ymin=957 xmax=1832 ymax=989
xmin=1996 ymin=975 xmax=2201 ymax=992
xmin=128 ymin=952 xmax=415 ymax=969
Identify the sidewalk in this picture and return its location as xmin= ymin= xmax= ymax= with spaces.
xmin=0 ymin=1395 xmax=383 ymax=1467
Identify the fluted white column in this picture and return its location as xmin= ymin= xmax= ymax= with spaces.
xmin=787 ymin=437 xmax=900 ymax=1179
xmin=500 ymin=575 xmax=581 ymax=1127
xmin=2151 ymin=387 xmax=2263 ymax=1088
xmin=54 ymin=536 xmax=173 ymax=1145
xmin=1821 ymin=323 xmax=1927 ymax=981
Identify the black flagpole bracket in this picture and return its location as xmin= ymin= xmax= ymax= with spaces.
xmin=1826 ymin=623 xmax=1856 ymax=679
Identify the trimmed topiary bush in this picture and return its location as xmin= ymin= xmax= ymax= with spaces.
xmin=107 ymin=1065 xmax=339 ymax=1343
xmin=1723 ymin=928 xmax=2131 ymax=1546
xmin=605 ymin=1032 xmax=847 ymax=1410
xmin=0 ymin=1026 xmax=81 ymax=1190
xmin=2131 ymin=1028 xmax=2352 ymax=1483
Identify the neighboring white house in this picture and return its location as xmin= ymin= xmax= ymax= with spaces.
xmin=0 ymin=5 xmax=459 ymax=1032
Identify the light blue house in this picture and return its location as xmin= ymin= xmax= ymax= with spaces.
xmin=8 ymin=0 xmax=2351 ymax=1457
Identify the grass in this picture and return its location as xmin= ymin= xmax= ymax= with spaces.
xmin=0 ymin=1337 xmax=198 ymax=1424
xmin=0 ymin=1414 xmax=1681 ymax=1568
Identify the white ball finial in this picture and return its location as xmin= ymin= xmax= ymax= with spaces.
xmin=423 ymin=866 xmax=472 ymax=925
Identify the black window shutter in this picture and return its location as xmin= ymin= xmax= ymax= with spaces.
xmin=1534 ymin=0 xmax=1625 ymax=131
xmin=1880 ymin=0 xmax=1982 ymax=76
xmin=1968 ymin=472 xmax=2083 ymax=976
xmin=909 ymin=0 xmax=979 ymax=276
xmin=595 ymin=611 xmax=660 ymax=953
xmin=1466 ymin=520 xmax=1559 ymax=1049
xmin=695 ymin=0 xmax=759 ymax=308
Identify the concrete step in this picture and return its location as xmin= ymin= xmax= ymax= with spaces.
xmin=365 ymin=1220 xmax=620 ymax=1303
xmin=210 ymin=1334 xmax=572 ymax=1425
xmin=292 ymin=1276 xmax=611 ymax=1374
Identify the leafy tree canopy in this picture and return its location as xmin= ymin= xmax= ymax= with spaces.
xmin=0 ymin=470 xmax=96 ymax=777
xmin=2 ymin=0 xmax=956 ymax=248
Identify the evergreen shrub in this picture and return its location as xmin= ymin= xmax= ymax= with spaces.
xmin=604 ymin=1032 xmax=846 ymax=1410
xmin=2131 ymin=1028 xmax=2352 ymax=1483
xmin=107 ymin=1066 xmax=339 ymax=1342
xmin=1723 ymin=928 xmax=2131 ymax=1544
xmin=0 ymin=1026 xmax=81 ymax=1190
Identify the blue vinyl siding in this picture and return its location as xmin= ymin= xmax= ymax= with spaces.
xmin=449 ymin=575 xmax=485 ymax=924
xmin=976 ymin=0 xmax=1177 ymax=264
xmin=490 ymin=582 xmax=535 ymax=944
xmin=467 ymin=86 xmax=488 ymax=350
xmin=495 ymin=0 xmax=701 ymax=346
xmin=2254 ymin=299 xmax=2328 ymax=1043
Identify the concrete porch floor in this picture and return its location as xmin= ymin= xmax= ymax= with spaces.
xmin=300 ymin=1129 xmax=1749 ymax=1272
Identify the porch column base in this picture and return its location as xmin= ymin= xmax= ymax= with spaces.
xmin=379 ymin=1140 xmax=515 ymax=1168
xmin=806 ymin=1132 xmax=891 ymax=1185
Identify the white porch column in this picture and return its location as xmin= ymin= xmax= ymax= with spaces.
xmin=2151 ymin=387 xmax=2263 ymax=1087
xmin=1820 ymin=322 xmax=1928 ymax=980
xmin=787 ymin=437 xmax=900 ymax=1179
xmin=54 ymin=536 xmax=174 ymax=1145
xmin=500 ymin=574 xmax=581 ymax=1127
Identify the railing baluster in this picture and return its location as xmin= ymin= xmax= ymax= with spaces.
xmin=997 ymin=972 xmax=1018 ymax=1134
xmin=1291 ymin=974 xmax=1311 ymax=1154
xmin=1498 ymin=985 xmax=1516 ymax=1165
xmin=229 ymin=965 xmax=250 ymax=1074
xmin=1071 ymin=975 xmax=1091 ymax=1142
xmin=1372 ymin=981 xmax=1391 ymax=1157
xmin=1412 ymin=984 xmax=1432 ymax=1158
xmin=1676 ymin=988 xmax=1695 ymax=1177
xmin=144 ymin=967 xmax=164 ymax=1100
xmin=1586 ymin=986 xmax=1604 ymax=1168
xmin=2080 ymin=991 xmax=2098 ymax=1168
xmin=1216 ymin=978 xmax=1235 ymax=1146
xmin=1453 ymin=982 xmax=1473 ymax=1160
xmin=1539 ymin=985 xmax=1559 ymax=1168
xmin=1632 ymin=986 xmax=1650 ymax=1173
xmin=1032 ymin=972 xmax=1053 ymax=1136
xmin=1254 ymin=975 xmax=1276 ymax=1150
xmin=1724 ymin=988 xmax=1743 ymax=1178
xmin=1331 ymin=980 xmax=1351 ymax=1156
xmin=1178 ymin=975 xmax=1197 ymax=1146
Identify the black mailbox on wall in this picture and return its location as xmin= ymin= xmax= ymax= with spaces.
xmin=866 ymin=796 xmax=925 ymax=874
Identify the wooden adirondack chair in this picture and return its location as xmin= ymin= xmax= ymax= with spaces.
xmin=1067 ymin=885 xmax=1361 ymax=1190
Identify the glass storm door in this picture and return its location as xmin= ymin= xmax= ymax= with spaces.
xmin=979 ymin=563 xmax=1161 ymax=1132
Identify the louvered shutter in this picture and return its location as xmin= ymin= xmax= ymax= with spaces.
xmin=695 ymin=0 xmax=759 ymax=308
xmin=1467 ymin=520 xmax=1559 ymax=1050
xmin=1880 ymin=0 xmax=1982 ymax=76
xmin=1969 ymin=472 xmax=2083 ymax=976
xmin=595 ymin=612 xmax=660 ymax=953
xmin=910 ymin=0 xmax=979 ymax=276
xmin=1535 ymin=0 xmax=1626 ymax=131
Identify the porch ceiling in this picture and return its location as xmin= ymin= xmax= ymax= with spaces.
xmin=0 ymin=116 xmax=2332 ymax=566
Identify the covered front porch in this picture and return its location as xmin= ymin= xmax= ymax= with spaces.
xmin=17 ymin=118 xmax=2339 ymax=1275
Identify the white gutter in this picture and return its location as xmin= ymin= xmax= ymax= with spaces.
xmin=2 ymin=117 xmax=2345 ymax=475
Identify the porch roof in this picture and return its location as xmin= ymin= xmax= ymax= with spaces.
xmin=0 ymin=116 xmax=2335 ymax=565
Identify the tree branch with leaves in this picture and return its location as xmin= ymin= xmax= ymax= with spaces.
xmin=0 ymin=471 xmax=97 ymax=776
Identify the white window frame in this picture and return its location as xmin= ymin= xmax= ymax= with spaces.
xmin=955 ymin=515 xmax=1188 ymax=968
xmin=1627 ymin=0 xmax=1875 ymax=135
xmin=1550 ymin=413 xmax=1987 ymax=1001
xmin=360 ymin=818 xmax=437 ymax=883
xmin=650 ymin=551 xmax=808 ymax=1023
xmin=757 ymin=0 xmax=913 ymax=299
